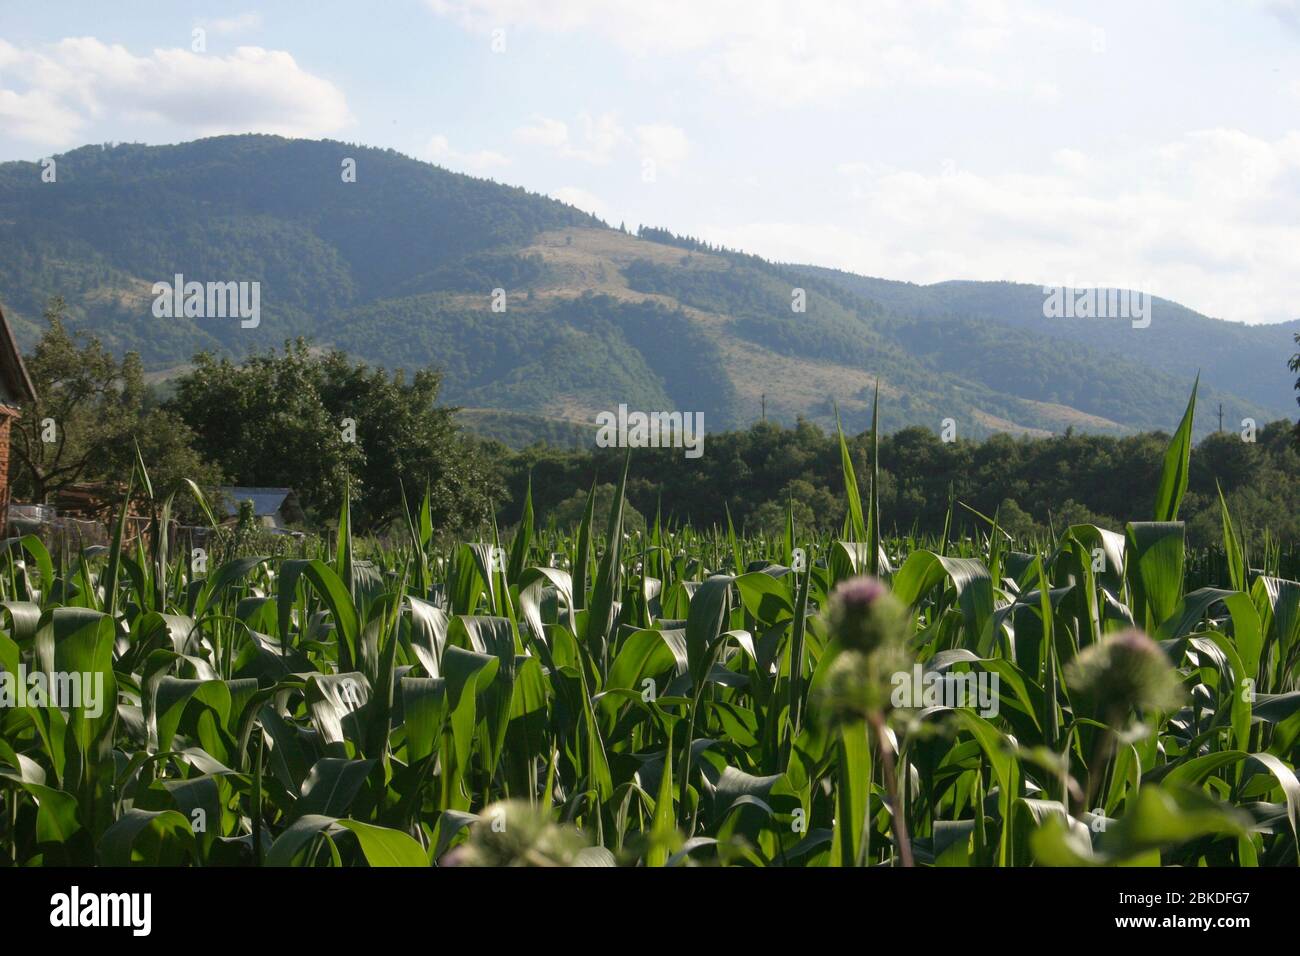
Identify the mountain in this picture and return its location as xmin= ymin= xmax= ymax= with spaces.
xmin=0 ymin=134 xmax=1293 ymax=443
xmin=794 ymin=267 xmax=1300 ymax=426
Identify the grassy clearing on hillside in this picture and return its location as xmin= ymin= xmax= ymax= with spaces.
xmin=0 ymin=384 xmax=1297 ymax=867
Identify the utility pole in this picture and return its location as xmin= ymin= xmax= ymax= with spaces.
xmin=1218 ymin=403 xmax=1223 ymax=433
xmin=761 ymin=393 xmax=766 ymax=423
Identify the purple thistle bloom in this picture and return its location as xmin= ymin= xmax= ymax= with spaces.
xmin=1066 ymin=628 xmax=1183 ymax=721
xmin=827 ymin=575 xmax=907 ymax=655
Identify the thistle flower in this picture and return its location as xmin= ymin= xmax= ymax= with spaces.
xmin=816 ymin=576 xmax=917 ymax=865
xmin=440 ymin=800 xmax=592 ymax=867
xmin=826 ymin=575 xmax=908 ymax=655
xmin=815 ymin=576 xmax=911 ymax=722
xmin=1066 ymin=629 xmax=1183 ymax=723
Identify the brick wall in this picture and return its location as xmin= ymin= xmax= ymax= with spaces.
xmin=0 ymin=408 xmax=15 ymax=521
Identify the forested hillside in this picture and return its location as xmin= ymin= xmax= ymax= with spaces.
xmin=0 ymin=135 xmax=1292 ymax=441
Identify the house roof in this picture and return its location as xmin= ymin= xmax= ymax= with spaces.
xmin=217 ymin=486 xmax=297 ymax=517
xmin=0 ymin=301 xmax=37 ymax=407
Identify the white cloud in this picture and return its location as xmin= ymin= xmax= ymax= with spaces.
xmin=424 ymin=133 xmax=511 ymax=173
xmin=514 ymin=115 xmax=569 ymax=149
xmin=0 ymin=86 xmax=83 ymax=146
xmin=199 ymin=13 xmax=264 ymax=35
xmin=1256 ymin=0 xmax=1300 ymax=34
xmin=634 ymin=123 xmax=689 ymax=168
xmin=0 ymin=37 xmax=351 ymax=147
xmin=1029 ymin=81 xmax=1060 ymax=104
xmin=550 ymin=185 xmax=610 ymax=220
xmin=1051 ymin=148 xmax=1091 ymax=177
xmin=835 ymin=160 xmax=882 ymax=177
xmin=514 ymin=113 xmax=689 ymax=172
xmin=706 ymin=130 xmax=1300 ymax=324
xmin=428 ymin=0 xmax=1098 ymax=107
xmin=514 ymin=111 xmax=628 ymax=164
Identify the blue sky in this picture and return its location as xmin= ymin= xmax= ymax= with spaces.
xmin=2 ymin=0 xmax=1299 ymax=323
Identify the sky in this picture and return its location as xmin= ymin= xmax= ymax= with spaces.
xmin=2 ymin=0 xmax=1299 ymax=324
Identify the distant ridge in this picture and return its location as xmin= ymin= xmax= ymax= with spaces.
xmin=0 ymin=134 xmax=1292 ymax=441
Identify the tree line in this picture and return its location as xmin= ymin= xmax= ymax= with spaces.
xmin=12 ymin=301 xmax=1300 ymax=550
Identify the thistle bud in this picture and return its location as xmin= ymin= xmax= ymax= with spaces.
xmin=440 ymin=800 xmax=592 ymax=867
xmin=1066 ymin=628 xmax=1183 ymax=722
xmin=827 ymin=576 xmax=908 ymax=654
xmin=815 ymin=576 xmax=911 ymax=722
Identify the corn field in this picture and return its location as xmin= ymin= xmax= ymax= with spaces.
xmin=1 ymin=384 xmax=1298 ymax=868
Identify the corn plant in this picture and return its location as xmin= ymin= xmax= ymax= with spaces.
xmin=0 ymin=381 xmax=1297 ymax=867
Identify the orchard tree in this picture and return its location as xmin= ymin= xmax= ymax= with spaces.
xmin=167 ymin=339 xmax=358 ymax=523
xmin=169 ymin=339 xmax=502 ymax=531
xmin=12 ymin=299 xmax=221 ymax=505
xmin=1290 ymin=331 xmax=1299 ymax=446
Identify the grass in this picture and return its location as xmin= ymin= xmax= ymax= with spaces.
xmin=0 ymin=381 xmax=1298 ymax=867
